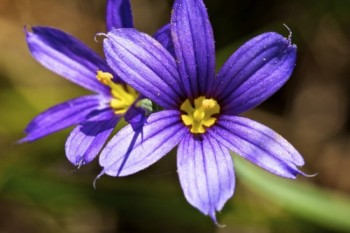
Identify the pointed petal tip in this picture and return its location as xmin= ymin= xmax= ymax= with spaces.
xmin=301 ymin=171 xmax=318 ymax=178
xmin=24 ymin=25 xmax=35 ymax=42
xmin=16 ymin=133 xmax=41 ymax=144
xmin=67 ymin=156 xmax=86 ymax=168
xmin=93 ymin=170 xmax=105 ymax=189
xmin=209 ymin=212 xmax=226 ymax=227
xmin=267 ymin=30 xmax=296 ymax=49
xmin=282 ymin=23 xmax=296 ymax=47
xmin=23 ymin=25 xmax=30 ymax=34
xmin=94 ymin=32 xmax=108 ymax=43
xmin=16 ymin=137 xmax=28 ymax=144
xmin=278 ymin=165 xmax=309 ymax=180
xmin=24 ymin=25 xmax=38 ymax=35
xmin=273 ymin=167 xmax=314 ymax=180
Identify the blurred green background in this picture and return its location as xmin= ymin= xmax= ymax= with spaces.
xmin=1 ymin=0 xmax=350 ymax=232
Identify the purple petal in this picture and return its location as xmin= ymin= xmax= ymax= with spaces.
xmin=99 ymin=110 xmax=187 ymax=177
xmin=207 ymin=115 xmax=304 ymax=178
xmin=103 ymin=28 xmax=184 ymax=109
xmin=124 ymin=105 xmax=147 ymax=131
xmin=19 ymin=95 xmax=104 ymax=143
xmin=153 ymin=24 xmax=175 ymax=57
xmin=213 ymin=32 xmax=297 ymax=115
xmin=26 ymin=26 xmax=111 ymax=94
xmin=106 ymin=0 xmax=133 ymax=31
xmin=177 ymin=133 xmax=235 ymax=223
xmin=171 ymin=0 xmax=216 ymax=98
xmin=65 ymin=109 xmax=119 ymax=166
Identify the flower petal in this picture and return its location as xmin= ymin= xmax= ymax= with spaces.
xmin=171 ymin=0 xmax=216 ymax=98
xmin=99 ymin=110 xmax=187 ymax=177
xmin=213 ymin=32 xmax=297 ymax=115
xmin=177 ymin=133 xmax=235 ymax=223
xmin=19 ymin=95 xmax=104 ymax=142
xmin=26 ymin=26 xmax=110 ymax=94
xmin=103 ymin=28 xmax=184 ymax=109
xmin=207 ymin=115 xmax=304 ymax=178
xmin=65 ymin=109 xmax=119 ymax=166
xmin=153 ymin=24 xmax=175 ymax=57
xmin=106 ymin=0 xmax=133 ymax=31
xmin=124 ymin=105 xmax=147 ymax=131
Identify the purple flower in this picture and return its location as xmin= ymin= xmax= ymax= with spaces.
xmin=99 ymin=0 xmax=305 ymax=223
xmin=20 ymin=0 xmax=168 ymax=167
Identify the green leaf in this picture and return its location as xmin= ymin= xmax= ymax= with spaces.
xmin=233 ymin=153 xmax=350 ymax=232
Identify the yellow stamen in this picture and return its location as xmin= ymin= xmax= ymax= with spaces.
xmin=97 ymin=71 xmax=113 ymax=85
xmin=96 ymin=71 xmax=139 ymax=115
xmin=180 ymin=97 xmax=220 ymax=134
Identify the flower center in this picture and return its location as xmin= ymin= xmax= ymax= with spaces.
xmin=180 ymin=96 xmax=220 ymax=134
xmin=97 ymin=71 xmax=139 ymax=115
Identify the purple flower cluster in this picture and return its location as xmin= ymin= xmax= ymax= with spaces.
xmin=22 ymin=0 xmax=305 ymax=223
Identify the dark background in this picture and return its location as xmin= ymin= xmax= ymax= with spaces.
xmin=1 ymin=0 xmax=350 ymax=232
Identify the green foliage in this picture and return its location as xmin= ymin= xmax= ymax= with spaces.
xmin=234 ymin=154 xmax=350 ymax=232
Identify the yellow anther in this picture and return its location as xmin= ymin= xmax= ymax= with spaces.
xmin=97 ymin=71 xmax=113 ymax=85
xmin=96 ymin=70 xmax=139 ymax=115
xmin=180 ymin=97 xmax=220 ymax=134
xmin=201 ymin=99 xmax=216 ymax=109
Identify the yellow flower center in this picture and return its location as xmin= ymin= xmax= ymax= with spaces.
xmin=97 ymin=71 xmax=139 ymax=115
xmin=180 ymin=96 xmax=220 ymax=134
